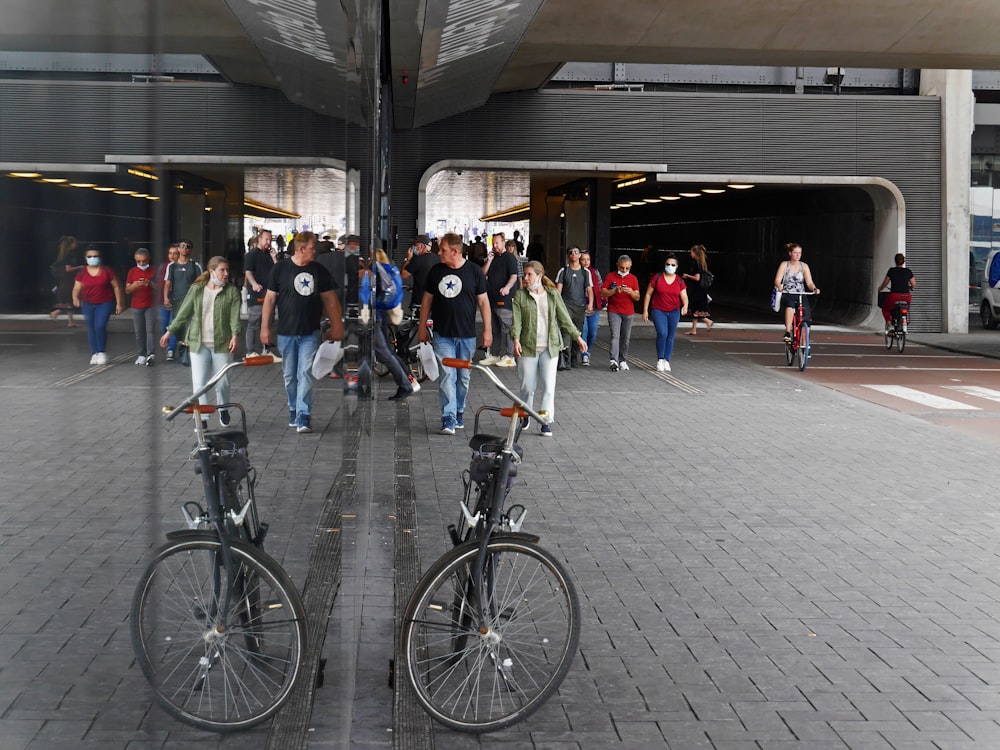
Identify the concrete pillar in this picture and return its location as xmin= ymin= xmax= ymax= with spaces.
xmin=921 ymin=69 xmax=973 ymax=333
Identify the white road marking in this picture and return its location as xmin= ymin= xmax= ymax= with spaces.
xmin=861 ymin=384 xmax=980 ymax=410
xmin=943 ymin=385 xmax=1000 ymax=404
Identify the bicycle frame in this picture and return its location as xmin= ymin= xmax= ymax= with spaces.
xmin=441 ymin=358 xmax=548 ymax=624
xmin=163 ymin=354 xmax=274 ymax=618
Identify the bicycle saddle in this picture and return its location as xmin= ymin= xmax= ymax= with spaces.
xmin=204 ymin=429 xmax=249 ymax=450
xmin=468 ymin=434 xmax=524 ymax=460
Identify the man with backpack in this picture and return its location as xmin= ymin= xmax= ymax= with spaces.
xmin=554 ymin=246 xmax=593 ymax=370
xmin=162 ymin=239 xmax=202 ymax=362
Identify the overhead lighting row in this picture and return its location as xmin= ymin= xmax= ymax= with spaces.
xmin=7 ymin=172 xmax=160 ymax=200
xmin=610 ymin=183 xmax=754 ymax=209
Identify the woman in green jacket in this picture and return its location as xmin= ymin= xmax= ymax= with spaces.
xmin=511 ymin=261 xmax=587 ymax=437
xmin=160 ymin=256 xmax=242 ymax=427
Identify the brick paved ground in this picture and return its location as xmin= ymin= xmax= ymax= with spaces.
xmin=4 ymin=316 xmax=1000 ymax=749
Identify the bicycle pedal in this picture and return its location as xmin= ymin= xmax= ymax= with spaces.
xmin=316 ymin=657 xmax=326 ymax=688
xmin=447 ymin=524 xmax=462 ymax=546
xmin=254 ymin=521 xmax=269 ymax=547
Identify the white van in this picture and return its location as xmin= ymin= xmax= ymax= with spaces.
xmin=982 ymin=249 xmax=1000 ymax=329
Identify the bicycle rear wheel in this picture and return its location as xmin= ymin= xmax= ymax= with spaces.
xmin=884 ymin=324 xmax=893 ymax=349
xmin=784 ymin=339 xmax=794 ymax=366
xmin=896 ymin=317 xmax=906 ymax=352
xmin=402 ymin=537 xmax=580 ymax=733
xmin=130 ymin=535 xmax=306 ymax=732
xmin=796 ymin=324 xmax=810 ymax=371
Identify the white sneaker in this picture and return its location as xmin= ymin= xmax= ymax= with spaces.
xmin=246 ymin=351 xmax=259 ymax=358
xmin=618 ymin=360 xmax=630 ymax=372
xmin=95 ymin=352 xmax=108 ymax=365
xmin=656 ymin=359 xmax=666 ymax=372
xmin=663 ymin=360 xmax=671 ymax=372
xmin=266 ymin=349 xmax=282 ymax=363
xmin=497 ymin=355 xmax=516 ymax=368
xmin=89 ymin=354 xmax=98 ymax=365
xmin=409 ymin=376 xmax=421 ymax=393
xmin=135 ymin=356 xmax=146 ymax=366
xmin=479 ymin=354 xmax=500 ymax=366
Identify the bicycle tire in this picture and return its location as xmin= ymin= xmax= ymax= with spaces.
xmin=896 ymin=328 xmax=906 ymax=353
xmin=373 ymin=360 xmax=390 ymax=377
xmin=784 ymin=338 xmax=794 ymax=366
xmin=884 ymin=324 xmax=893 ymax=349
xmin=402 ymin=537 xmax=580 ymax=733
xmin=130 ymin=535 xmax=306 ymax=732
xmin=797 ymin=324 xmax=810 ymax=371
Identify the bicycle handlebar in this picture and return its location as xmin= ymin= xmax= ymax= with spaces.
xmin=441 ymin=357 xmax=550 ymax=426
xmin=163 ymin=354 xmax=275 ymax=422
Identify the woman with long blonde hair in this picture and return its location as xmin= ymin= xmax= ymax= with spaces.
xmin=160 ymin=256 xmax=242 ymax=427
xmin=49 ymin=235 xmax=83 ymax=326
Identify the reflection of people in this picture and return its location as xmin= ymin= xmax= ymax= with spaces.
xmin=49 ymin=235 xmax=82 ymax=326
xmin=72 ymin=247 xmax=124 ymax=366
xmin=877 ymin=253 xmax=915 ymax=326
xmin=601 ymin=255 xmax=640 ymax=372
xmin=373 ymin=249 xmax=417 ymax=401
xmin=481 ymin=237 xmax=519 ymax=367
xmin=682 ymin=244 xmax=714 ymax=335
xmin=401 ymin=234 xmax=439 ymax=309
xmin=554 ymin=246 xmax=593 ymax=369
xmin=261 ymin=231 xmax=344 ymax=434
xmin=161 ymin=256 xmax=242 ymax=427
xmin=125 ymin=248 xmax=157 ymax=366
xmin=512 ymin=262 xmax=585 ymax=437
xmin=773 ymin=242 xmax=820 ymax=343
xmin=419 ymin=232 xmax=491 ymax=435
xmin=579 ymin=251 xmax=602 ymax=366
xmin=642 ymin=254 xmax=688 ymax=373
xmin=244 ymin=229 xmax=276 ymax=357
xmin=163 ymin=240 xmax=202 ymax=361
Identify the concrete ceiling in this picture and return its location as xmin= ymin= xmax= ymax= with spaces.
xmin=5 ymin=0 xmax=1000 ymax=218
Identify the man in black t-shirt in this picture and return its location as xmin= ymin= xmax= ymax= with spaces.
xmin=481 ymin=237 xmax=519 ymax=367
xmin=244 ymin=229 xmax=276 ymax=357
xmin=418 ymin=232 xmax=491 ymax=435
xmin=261 ymin=231 xmax=344 ymax=434
xmin=401 ymin=233 xmax=439 ymax=309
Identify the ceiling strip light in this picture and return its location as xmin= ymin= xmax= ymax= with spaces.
xmin=480 ymin=203 xmax=530 ymax=222
xmin=243 ymin=198 xmax=301 ymax=219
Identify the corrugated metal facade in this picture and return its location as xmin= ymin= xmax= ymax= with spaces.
xmin=391 ymin=90 xmax=943 ymax=330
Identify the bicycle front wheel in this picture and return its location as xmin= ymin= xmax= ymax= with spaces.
xmin=797 ymin=324 xmax=810 ymax=371
xmin=130 ymin=535 xmax=306 ymax=732
xmin=402 ymin=537 xmax=580 ymax=733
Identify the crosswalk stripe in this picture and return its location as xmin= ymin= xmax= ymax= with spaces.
xmin=943 ymin=385 xmax=1000 ymax=403
xmin=861 ymin=384 xmax=980 ymax=410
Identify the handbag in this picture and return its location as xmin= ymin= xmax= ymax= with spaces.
xmin=770 ymin=288 xmax=782 ymax=313
xmin=700 ymin=269 xmax=714 ymax=289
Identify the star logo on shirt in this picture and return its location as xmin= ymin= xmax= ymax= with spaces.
xmin=294 ymin=272 xmax=316 ymax=296
xmin=439 ymin=274 xmax=462 ymax=298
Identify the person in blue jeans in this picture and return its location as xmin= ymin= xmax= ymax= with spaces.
xmin=72 ymin=246 xmax=125 ymax=365
xmin=261 ymin=231 xmax=344 ymax=434
xmin=580 ymin=251 xmax=602 ymax=364
xmin=418 ymin=232 xmax=492 ymax=435
xmin=641 ymin=253 xmax=689 ymax=373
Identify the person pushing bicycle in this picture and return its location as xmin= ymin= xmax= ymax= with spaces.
xmin=773 ymin=242 xmax=820 ymax=343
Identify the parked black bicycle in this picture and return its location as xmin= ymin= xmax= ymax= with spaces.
xmin=130 ymin=355 xmax=307 ymax=732
xmin=401 ymin=357 xmax=580 ymax=733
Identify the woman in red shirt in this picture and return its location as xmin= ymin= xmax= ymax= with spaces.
xmin=72 ymin=246 xmax=124 ymax=366
xmin=642 ymin=253 xmax=689 ymax=373
xmin=125 ymin=248 xmax=157 ymax=366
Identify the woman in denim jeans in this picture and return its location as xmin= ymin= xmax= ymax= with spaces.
xmin=641 ymin=253 xmax=689 ymax=373
xmin=72 ymin=246 xmax=124 ymax=366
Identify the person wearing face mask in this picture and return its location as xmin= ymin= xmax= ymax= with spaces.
xmin=125 ymin=248 xmax=157 ymax=366
xmin=511 ymin=261 xmax=585 ymax=437
xmin=72 ymin=246 xmax=125 ymax=366
xmin=601 ymin=255 xmax=640 ymax=372
xmin=642 ymin=253 xmax=689 ymax=373
xmin=160 ymin=256 xmax=242 ymax=427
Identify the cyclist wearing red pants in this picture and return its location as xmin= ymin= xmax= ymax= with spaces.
xmin=877 ymin=253 xmax=915 ymax=324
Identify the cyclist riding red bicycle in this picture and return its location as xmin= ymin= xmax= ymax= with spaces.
xmin=877 ymin=253 xmax=915 ymax=327
xmin=773 ymin=242 xmax=820 ymax=343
